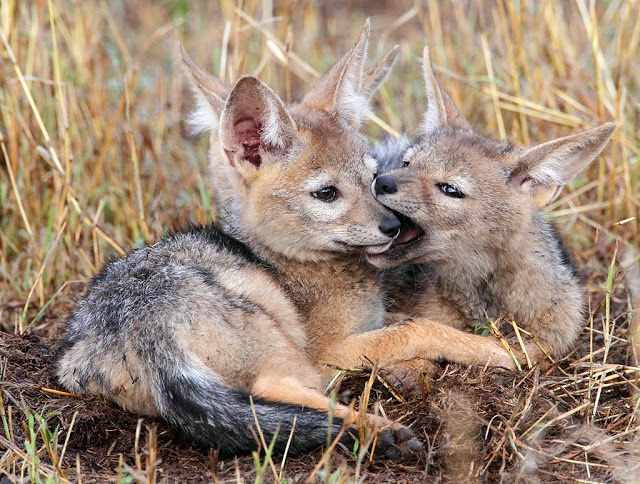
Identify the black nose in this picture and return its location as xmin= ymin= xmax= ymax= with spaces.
xmin=374 ymin=175 xmax=397 ymax=195
xmin=379 ymin=217 xmax=401 ymax=238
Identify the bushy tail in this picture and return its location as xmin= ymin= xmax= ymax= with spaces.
xmin=159 ymin=370 xmax=353 ymax=457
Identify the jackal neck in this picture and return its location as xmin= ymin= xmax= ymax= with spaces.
xmin=259 ymin=248 xmax=386 ymax=363
xmin=266 ymin=249 xmax=383 ymax=317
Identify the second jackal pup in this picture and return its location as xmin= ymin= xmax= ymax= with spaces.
xmin=371 ymin=47 xmax=616 ymax=362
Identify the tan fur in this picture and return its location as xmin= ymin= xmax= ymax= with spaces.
xmin=178 ymin=30 xmax=517 ymax=429
xmin=59 ymin=33 xmax=547 ymax=458
xmin=370 ymin=47 xmax=616 ymax=361
xmin=182 ymin=28 xmax=400 ymax=239
xmin=55 ymin=24 xmax=427 ymax=455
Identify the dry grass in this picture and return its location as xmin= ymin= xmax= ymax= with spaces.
xmin=0 ymin=0 xmax=638 ymax=481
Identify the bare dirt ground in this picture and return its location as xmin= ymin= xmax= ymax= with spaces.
xmin=2 ymin=267 xmax=638 ymax=482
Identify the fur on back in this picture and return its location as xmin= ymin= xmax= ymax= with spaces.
xmin=57 ymin=225 xmax=349 ymax=455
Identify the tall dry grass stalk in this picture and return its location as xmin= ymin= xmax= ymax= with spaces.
xmin=1 ymin=1 xmax=637 ymax=320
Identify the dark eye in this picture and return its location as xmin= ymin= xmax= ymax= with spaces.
xmin=402 ymin=161 xmax=410 ymax=167
xmin=437 ymin=183 xmax=464 ymax=198
xmin=312 ymin=186 xmax=338 ymax=202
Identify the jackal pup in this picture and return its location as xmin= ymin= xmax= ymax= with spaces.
xmin=370 ymin=47 xmax=616 ymax=362
xmin=57 ymin=24 xmax=429 ymax=459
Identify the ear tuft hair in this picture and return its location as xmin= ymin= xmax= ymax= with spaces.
xmin=359 ymin=45 xmax=399 ymax=102
xmin=188 ymin=97 xmax=220 ymax=136
xmin=180 ymin=43 xmax=229 ymax=135
xmin=419 ymin=46 xmax=470 ymax=136
xmin=301 ymin=20 xmax=374 ymax=129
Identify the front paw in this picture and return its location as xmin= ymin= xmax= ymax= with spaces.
xmin=380 ymin=360 xmax=438 ymax=400
xmin=487 ymin=345 xmax=520 ymax=370
xmin=375 ymin=423 xmax=423 ymax=461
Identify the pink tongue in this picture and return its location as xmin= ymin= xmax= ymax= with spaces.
xmin=395 ymin=226 xmax=420 ymax=244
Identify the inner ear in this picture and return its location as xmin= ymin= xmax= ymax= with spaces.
xmin=220 ymin=76 xmax=297 ymax=171
xmin=507 ymin=122 xmax=617 ymax=207
xmin=234 ymin=118 xmax=262 ymax=167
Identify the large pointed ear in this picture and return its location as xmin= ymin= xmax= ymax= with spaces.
xmin=180 ymin=44 xmax=231 ymax=135
xmin=301 ymin=20 xmax=371 ymax=129
xmin=359 ymin=45 xmax=399 ymax=102
xmin=419 ymin=46 xmax=471 ymax=135
xmin=219 ymin=76 xmax=297 ymax=171
xmin=508 ymin=122 xmax=617 ymax=207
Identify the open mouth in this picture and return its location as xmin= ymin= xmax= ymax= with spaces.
xmin=392 ymin=211 xmax=424 ymax=246
xmin=365 ymin=212 xmax=425 ymax=266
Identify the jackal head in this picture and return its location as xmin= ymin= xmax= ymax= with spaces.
xmin=181 ymin=22 xmax=402 ymax=262
xmin=368 ymin=46 xmax=616 ymax=269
